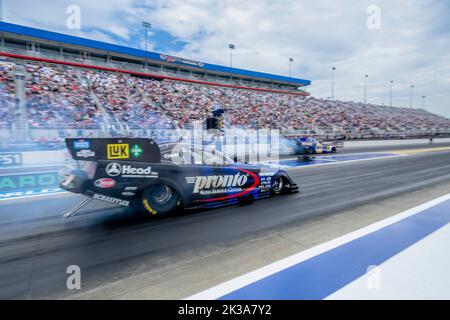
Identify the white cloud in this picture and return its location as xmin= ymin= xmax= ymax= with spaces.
xmin=3 ymin=0 xmax=450 ymax=117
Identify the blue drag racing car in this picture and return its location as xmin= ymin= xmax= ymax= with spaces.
xmin=295 ymin=137 xmax=337 ymax=154
xmin=59 ymin=138 xmax=299 ymax=217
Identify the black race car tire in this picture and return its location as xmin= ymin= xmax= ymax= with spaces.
xmin=140 ymin=184 xmax=181 ymax=216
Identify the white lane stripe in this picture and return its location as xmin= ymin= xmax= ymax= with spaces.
xmin=186 ymin=192 xmax=450 ymax=300
xmin=0 ymin=191 xmax=69 ymax=202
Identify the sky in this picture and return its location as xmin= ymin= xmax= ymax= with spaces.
xmin=2 ymin=0 xmax=450 ymax=117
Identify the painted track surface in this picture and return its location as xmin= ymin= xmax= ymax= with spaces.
xmin=1 ymin=148 xmax=450 ymax=299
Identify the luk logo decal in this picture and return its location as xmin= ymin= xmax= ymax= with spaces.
xmin=94 ymin=178 xmax=116 ymax=188
xmin=107 ymin=144 xmax=129 ymax=159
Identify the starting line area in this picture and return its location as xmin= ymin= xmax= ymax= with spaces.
xmin=0 ymin=152 xmax=404 ymax=201
xmin=188 ymin=193 xmax=450 ymax=300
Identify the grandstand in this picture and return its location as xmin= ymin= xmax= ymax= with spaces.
xmin=0 ymin=21 xmax=449 ymax=146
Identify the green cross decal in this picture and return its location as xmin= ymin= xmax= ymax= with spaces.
xmin=131 ymin=144 xmax=143 ymax=157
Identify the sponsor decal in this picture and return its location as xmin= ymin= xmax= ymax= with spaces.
xmin=73 ymin=140 xmax=90 ymax=149
xmin=186 ymin=169 xmax=260 ymax=202
xmin=106 ymin=163 xmax=158 ymax=178
xmin=121 ymin=191 xmax=136 ymax=196
xmin=125 ymin=186 xmax=138 ymax=191
xmin=0 ymin=153 xmax=22 ymax=166
xmin=186 ymin=173 xmax=248 ymax=194
xmin=93 ymin=193 xmax=129 ymax=206
xmin=143 ymin=198 xmax=157 ymax=215
xmin=163 ymin=153 xmax=177 ymax=160
xmin=94 ymin=178 xmax=116 ymax=188
xmin=160 ymin=54 xmax=176 ymax=63
xmin=130 ymin=144 xmax=144 ymax=158
xmin=0 ymin=187 xmax=64 ymax=200
xmin=259 ymin=170 xmax=277 ymax=177
xmin=259 ymin=176 xmax=272 ymax=186
xmin=76 ymin=150 xmax=95 ymax=158
xmin=0 ymin=172 xmax=58 ymax=192
xmin=107 ymin=144 xmax=129 ymax=159
xmin=159 ymin=54 xmax=205 ymax=67
xmin=316 ymin=144 xmax=323 ymax=153
xmin=105 ymin=163 xmax=121 ymax=177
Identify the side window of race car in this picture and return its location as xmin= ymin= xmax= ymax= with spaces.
xmin=198 ymin=149 xmax=233 ymax=166
xmin=161 ymin=148 xmax=195 ymax=164
xmin=178 ymin=148 xmax=195 ymax=164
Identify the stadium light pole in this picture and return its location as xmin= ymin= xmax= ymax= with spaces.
xmin=142 ymin=21 xmax=152 ymax=51
xmin=228 ymin=44 xmax=235 ymax=68
xmin=363 ymin=74 xmax=368 ymax=104
xmin=389 ymin=80 xmax=394 ymax=107
xmin=288 ymin=58 xmax=294 ymax=77
xmin=422 ymin=95 xmax=426 ymax=109
xmin=409 ymin=84 xmax=415 ymax=108
xmin=331 ymin=67 xmax=336 ymax=100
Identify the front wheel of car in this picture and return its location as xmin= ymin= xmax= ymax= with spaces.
xmin=271 ymin=176 xmax=285 ymax=195
xmin=140 ymin=184 xmax=181 ymax=216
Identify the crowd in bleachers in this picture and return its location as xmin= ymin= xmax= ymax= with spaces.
xmin=0 ymin=60 xmax=16 ymax=129
xmin=24 ymin=61 xmax=101 ymax=129
xmin=0 ymin=59 xmax=449 ymax=137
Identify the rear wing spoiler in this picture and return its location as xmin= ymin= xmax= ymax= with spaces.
xmin=65 ymin=138 xmax=161 ymax=163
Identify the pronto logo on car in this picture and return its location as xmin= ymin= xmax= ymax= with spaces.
xmin=93 ymin=193 xmax=129 ymax=206
xmin=186 ymin=169 xmax=260 ymax=202
xmin=107 ymin=144 xmax=129 ymax=159
xmin=186 ymin=172 xmax=249 ymax=194
xmin=106 ymin=163 xmax=158 ymax=178
xmin=94 ymin=178 xmax=116 ymax=188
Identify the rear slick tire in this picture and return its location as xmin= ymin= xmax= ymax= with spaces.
xmin=140 ymin=184 xmax=181 ymax=216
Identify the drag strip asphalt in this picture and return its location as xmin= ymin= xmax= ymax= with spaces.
xmin=0 ymin=148 xmax=449 ymax=299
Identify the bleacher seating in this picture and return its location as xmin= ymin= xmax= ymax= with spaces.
xmin=1 ymin=58 xmax=449 ymax=138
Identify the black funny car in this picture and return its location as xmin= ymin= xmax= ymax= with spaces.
xmin=59 ymin=138 xmax=298 ymax=217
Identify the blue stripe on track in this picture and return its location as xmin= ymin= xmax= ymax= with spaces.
xmin=276 ymin=152 xmax=402 ymax=168
xmin=219 ymin=198 xmax=450 ymax=299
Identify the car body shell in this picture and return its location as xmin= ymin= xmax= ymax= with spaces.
xmin=60 ymin=138 xmax=299 ymax=213
xmin=295 ymin=137 xmax=337 ymax=154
